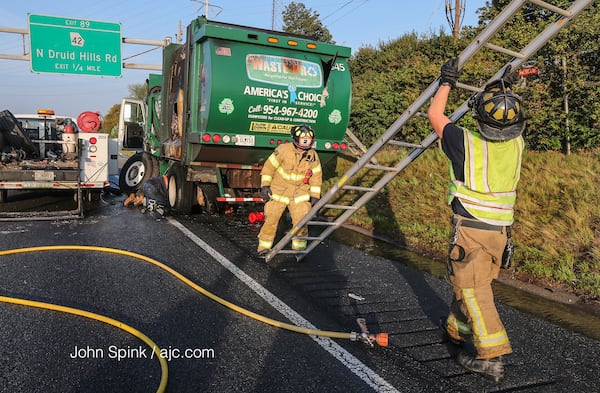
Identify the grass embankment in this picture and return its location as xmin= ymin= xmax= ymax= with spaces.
xmin=323 ymin=147 xmax=600 ymax=299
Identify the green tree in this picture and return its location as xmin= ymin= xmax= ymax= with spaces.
xmin=282 ymin=2 xmax=334 ymax=43
xmin=100 ymin=104 xmax=121 ymax=138
xmin=101 ymin=82 xmax=147 ymax=137
xmin=347 ymin=1 xmax=599 ymax=151
xmin=128 ymin=83 xmax=148 ymax=100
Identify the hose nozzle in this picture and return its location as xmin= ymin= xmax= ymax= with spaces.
xmin=353 ymin=318 xmax=389 ymax=347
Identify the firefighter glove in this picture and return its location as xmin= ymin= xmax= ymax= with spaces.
xmin=440 ymin=58 xmax=461 ymax=89
xmin=310 ymin=197 xmax=319 ymax=206
xmin=260 ymin=186 xmax=272 ymax=201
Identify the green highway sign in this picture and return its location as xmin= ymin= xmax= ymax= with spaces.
xmin=28 ymin=14 xmax=122 ymax=77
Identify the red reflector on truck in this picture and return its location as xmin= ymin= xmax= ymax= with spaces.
xmin=89 ymin=137 xmax=97 ymax=144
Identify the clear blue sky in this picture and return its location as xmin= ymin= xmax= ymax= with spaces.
xmin=0 ymin=0 xmax=486 ymax=117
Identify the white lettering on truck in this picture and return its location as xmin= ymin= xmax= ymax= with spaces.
xmin=243 ymin=86 xmax=289 ymax=100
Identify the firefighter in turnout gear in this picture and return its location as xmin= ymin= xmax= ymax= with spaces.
xmin=428 ymin=59 xmax=525 ymax=383
xmin=257 ymin=125 xmax=322 ymax=257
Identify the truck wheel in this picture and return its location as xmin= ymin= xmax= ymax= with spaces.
xmin=119 ymin=152 xmax=159 ymax=195
xmin=167 ymin=165 xmax=194 ymax=214
xmin=198 ymin=183 xmax=220 ymax=215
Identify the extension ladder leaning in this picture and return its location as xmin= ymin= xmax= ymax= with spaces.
xmin=264 ymin=0 xmax=594 ymax=262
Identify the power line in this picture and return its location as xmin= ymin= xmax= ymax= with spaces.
xmin=326 ymin=0 xmax=369 ymax=26
xmin=322 ymin=0 xmax=355 ymax=21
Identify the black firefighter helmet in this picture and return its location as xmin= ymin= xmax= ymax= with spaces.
xmin=469 ymin=80 xmax=526 ymax=141
xmin=290 ymin=124 xmax=315 ymax=150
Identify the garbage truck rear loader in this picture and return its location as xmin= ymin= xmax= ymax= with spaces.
xmin=119 ymin=17 xmax=352 ymax=214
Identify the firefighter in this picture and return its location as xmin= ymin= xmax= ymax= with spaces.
xmin=257 ymin=125 xmax=322 ymax=257
xmin=427 ymin=58 xmax=525 ymax=383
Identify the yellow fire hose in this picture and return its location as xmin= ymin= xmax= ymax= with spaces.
xmin=0 ymin=245 xmax=388 ymax=392
xmin=0 ymin=294 xmax=169 ymax=393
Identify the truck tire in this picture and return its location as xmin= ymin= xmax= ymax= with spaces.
xmin=167 ymin=165 xmax=194 ymax=214
xmin=198 ymin=183 xmax=220 ymax=215
xmin=119 ymin=152 xmax=159 ymax=195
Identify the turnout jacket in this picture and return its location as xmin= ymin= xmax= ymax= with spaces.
xmin=260 ymin=143 xmax=322 ymax=204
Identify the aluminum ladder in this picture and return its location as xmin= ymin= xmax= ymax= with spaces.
xmin=264 ymin=0 xmax=594 ymax=262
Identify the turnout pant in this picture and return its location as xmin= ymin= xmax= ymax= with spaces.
xmin=257 ymin=199 xmax=311 ymax=252
xmin=445 ymin=216 xmax=513 ymax=359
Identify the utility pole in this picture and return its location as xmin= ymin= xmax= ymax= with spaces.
xmin=445 ymin=0 xmax=465 ymax=41
xmin=562 ymin=55 xmax=571 ymax=155
xmin=271 ymin=0 xmax=276 ymax=30
xmin=177 ymin=20 xmax=183 ymax=43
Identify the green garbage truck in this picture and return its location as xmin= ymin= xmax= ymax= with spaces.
xmin=118 ymin=16 xmax=352 ymax=214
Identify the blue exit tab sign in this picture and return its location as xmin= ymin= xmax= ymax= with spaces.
xmin=28 ymin=14 xmax=122 ymax=77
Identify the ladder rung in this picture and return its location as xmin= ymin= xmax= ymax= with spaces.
xmin=483 ymin=42 xmax=525 ymax=59
xmin=323 ymin=204 xmax=358 ymax=210
xmin=295 ymin=236 xmax=321 ymax=241
xmin=387 ymin=140 xmax=424 ymax=149
xmin=277 ymin=249 xmax=307 ymax=255
xmin=528 ymin=0 xmax=572 ymax=17
xmin=307 ymin=220 xmax=338 ymax=226
xmin=455 ymin=82 xmax=483 ymax=93
xmin=342 ymin=185 xmax=376 ymax=192
xmin=364 ymin=163 xmax=397 ymax=172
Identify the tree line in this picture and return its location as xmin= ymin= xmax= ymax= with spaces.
xmin=105 ymin=1 xmax=599 ymax=154
xmin=346 ymin=0 xmax=599 ymax=152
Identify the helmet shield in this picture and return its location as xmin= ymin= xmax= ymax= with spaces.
xmin=471 ymin=81 xmax=526 ymax=141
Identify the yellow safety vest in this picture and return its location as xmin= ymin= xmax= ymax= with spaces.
xmin=448 ymin=129 xmax=524 ymax=226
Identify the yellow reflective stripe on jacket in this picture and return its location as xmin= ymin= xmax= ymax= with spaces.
xmin=268 ymin=153 xmax=280 ymax=168
xmin=261 ymin=174 xmax=272 ymax=184
xmin=449 ymin=129 xmax=524 ymax=226
xmin=312 ymin=164 xmax=322 ymax=174
xmin=310 ymin=185 xmax=321 ymax=195
xmin=276 ymin=166 xmax=306 ymax=182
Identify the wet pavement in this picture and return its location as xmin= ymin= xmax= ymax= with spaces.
xmin=189 ymin=207 xmax=600 ymax=392
xmin=0 ymin=193 xmax=599 ymax=392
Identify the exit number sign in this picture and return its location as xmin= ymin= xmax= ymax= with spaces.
xmin=29 ymin=14 xmax=122 ymax=77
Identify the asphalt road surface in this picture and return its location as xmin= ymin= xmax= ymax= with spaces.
xmin=0 ymin=192 xmax=599 ymax=392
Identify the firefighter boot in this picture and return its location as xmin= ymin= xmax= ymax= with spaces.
xmin=257 ymin=249 xmax=270 ymax=258
xmin=455 ymin=350 xmax=504 ymax=383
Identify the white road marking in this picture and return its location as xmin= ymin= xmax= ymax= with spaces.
xmin=168 ymin=217 xmax=399 ymax=393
